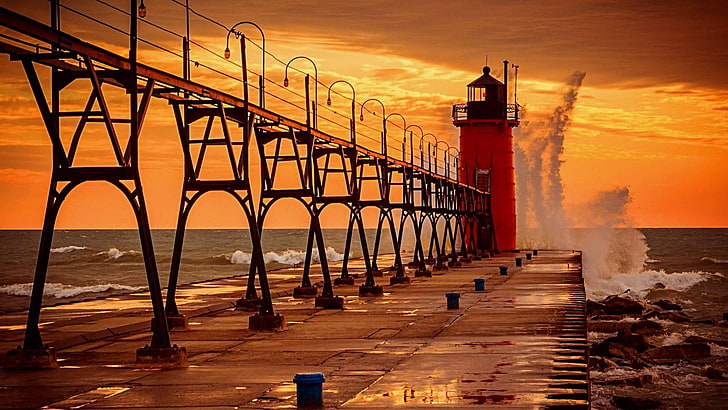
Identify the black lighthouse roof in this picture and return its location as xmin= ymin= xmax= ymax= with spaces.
xmin=467 ymin=66 xmax=503 ymax=87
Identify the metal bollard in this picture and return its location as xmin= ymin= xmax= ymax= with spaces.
xmin=474 ymin=278 xmax=486 ymax=291
xmin=446 ymin=292 xmax=460 ymax=309
xmin=293 ymin=372 xmax=325 ymax=407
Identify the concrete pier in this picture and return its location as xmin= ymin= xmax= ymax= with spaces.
xmin=0 ymin=251 xmax=587 ymax=408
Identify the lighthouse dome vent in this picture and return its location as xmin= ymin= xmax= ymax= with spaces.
xmin=483 ymin=66 xmax=491 ymax=75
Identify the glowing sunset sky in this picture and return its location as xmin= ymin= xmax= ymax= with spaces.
xmin=0 ymin=0 xmax=726 ymax=228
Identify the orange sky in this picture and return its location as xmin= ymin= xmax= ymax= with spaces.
xmin=0 ymin=0 xmax=727 ymax=229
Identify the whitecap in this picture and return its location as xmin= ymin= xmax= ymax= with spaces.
xmin=95 ymin=248 xmax=123 ymax=260
xmin=0 ymin=282 xmax=145 ymax=298
xmin=701 ymin=256 xmax=728 ymax=264
xmin=228 ymin=247 xmax=348 ymax=265
xmin=230 ymin=250 xmax=251 ymax=264
xmin=50 ymin=245 xmax=88 ymax=254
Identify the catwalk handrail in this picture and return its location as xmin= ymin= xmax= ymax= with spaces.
xmin=0 ymin=6 xmax=475 ymax=191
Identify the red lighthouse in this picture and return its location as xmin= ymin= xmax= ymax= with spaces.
xmin=453 ymin=61 xmax=519 ymax=251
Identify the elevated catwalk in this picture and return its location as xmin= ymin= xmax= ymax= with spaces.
xmin=0 ymin=251 xmax=588 ymax=408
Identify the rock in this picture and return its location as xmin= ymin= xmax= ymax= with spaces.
xmin=608 ymin=343 xmax=638 ymax=359
xmin=653 ymin=282 xmax=666 ymax=289
xmin=603 ymin=296 xmax=644 ymax=315
xmin=613 ymin=395 xmax=661 ymax=409
xmin=617 ymin=356 xmax=652 ymax=369
xmin=684 ymin=335 xmax=710 ymax=344
xmin=592 ymin=332 xmax=650 ymax=359
xmin=614 ymin=332 xmax=651 ymax=352
xmin=684 ymin=335 xmax=728 ymax=347
xmin=589 ymin=356 xmax=618 ymax=371
xmin=587 ymin=300 xmax=606 ymax=315
xmin=592 ymin=340 xmax=638 ymax=359
xmin=692 ymin=317 xmax=717 ymax=325
xmin=654 ymin=299 xmax=682 ymax=311
xmin=706 ymin=366 xmax=726 ymax=380
xmin=643 ymin=309 xmax=660 ymax=319
xmin=658 ymin=311 xmax=692 ymax=323
xmin=644 ymin=343 xmax=711 ymax=363
xmin=631 ymin=320 xmax=665 ymax=336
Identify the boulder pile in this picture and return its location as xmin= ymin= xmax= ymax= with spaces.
xmin=588 ymin=294 xmax=728 ymax=408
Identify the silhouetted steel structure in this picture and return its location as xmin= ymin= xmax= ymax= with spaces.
xmin=0 ymin=3 xmax=496 ymax=369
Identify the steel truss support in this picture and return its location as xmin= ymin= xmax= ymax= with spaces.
xmin=5 ymin=54 xmax=186 ymax=369
xmin=163 ymin=100 xmax=281 ymax=330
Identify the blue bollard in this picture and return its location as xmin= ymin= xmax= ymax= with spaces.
xmin=474 ymin=278 xmax=486 ymax=291
xmin=293 ymin=372 xmax=325 ymax=407
xmin=446 ymin=292 xmax=460 ymax=309
xmin=515 ymin=257 xmax=522 ymax=267
xmin=533 ymin=249 xmax=539 ymax=256
xmin=525 ymin=253 xmax=532 ymax=260
xmin=499 ymin=266 xmax=508 ymax=275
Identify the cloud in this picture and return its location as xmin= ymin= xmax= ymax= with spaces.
xmin=0 ymin=167 xmax=46 ymax=182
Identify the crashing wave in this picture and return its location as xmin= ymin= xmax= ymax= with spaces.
xmin=94 ymin=248 xmax=140 ymax=261
xmin=701 ymin=256 xmax=728 ymax=264
xmin=0 ymin=282 xmax=145 ymax=298
xmin=50 ymin=245 xmax=88 ymax=254
xmin=586 ymin=269 xmax=719 ymax=300
xmin=228 ymin=247 xmax=347 ymax=265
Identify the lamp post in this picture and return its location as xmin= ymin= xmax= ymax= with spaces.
xmin=404 ymin=124 xmax=424 ymax=168
xmin=433 ymin=140 xmax=450 ymax=178
xmin=423 ymin=133 xmax=438 ymax=173
xmin=447 ymin=146 xmax=460 ymax=183
xmin=359 ymin=98 xmax=386 ymax=156
xmin=385 ymin=113 xmax=406 ymax=162
xmin=326 ymin=80 xmax=357 ymax=145
xmin=224 ymin=21 xmax=266 ymax=108
xmin=285 ymin=56 xmax=318 ymax=129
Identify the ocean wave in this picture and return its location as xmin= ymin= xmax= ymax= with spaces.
xmin=701 ymin=256 xmax=728 ymax=264
xmin=93 ymin=248 xmax=141 ymax=261
xmin=586 ymin=269 xmax=719 ymax=300
xmin=50 ymin=245 xmax=88 ymax=254
xmin=227 ymin=247 xmax=347 ymax=265
xmin=0 ymin=282 xmax=146 ymax=299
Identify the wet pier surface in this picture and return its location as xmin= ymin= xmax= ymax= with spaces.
xmin=0 ymin=251 xmax=588 ymax=409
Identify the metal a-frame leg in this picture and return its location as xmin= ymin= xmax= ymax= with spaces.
xmin=293 ymin=220 xmax=319 ymax=298
xmin=443 ymin=218 xmax=461 ymax=268
xmin=311 ymin=210 xmax=344 ymax=309
xmin=352 ymin=208 xmax=383 ymax=295
xmin=4 ymin=179 xmax=69 ymax=369
xmin=335 ymin=212 xmax=356 ymax=286
xmin=246 ymin=202 xmax=284 ymax=329
xmin=237 ymin=214 xmax=263 ymax=311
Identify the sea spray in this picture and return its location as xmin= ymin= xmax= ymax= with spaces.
xmin=515 ymin=71 xmax=585 ymax=249
xmin=513 ymin=73 xmax=716 ymax=301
